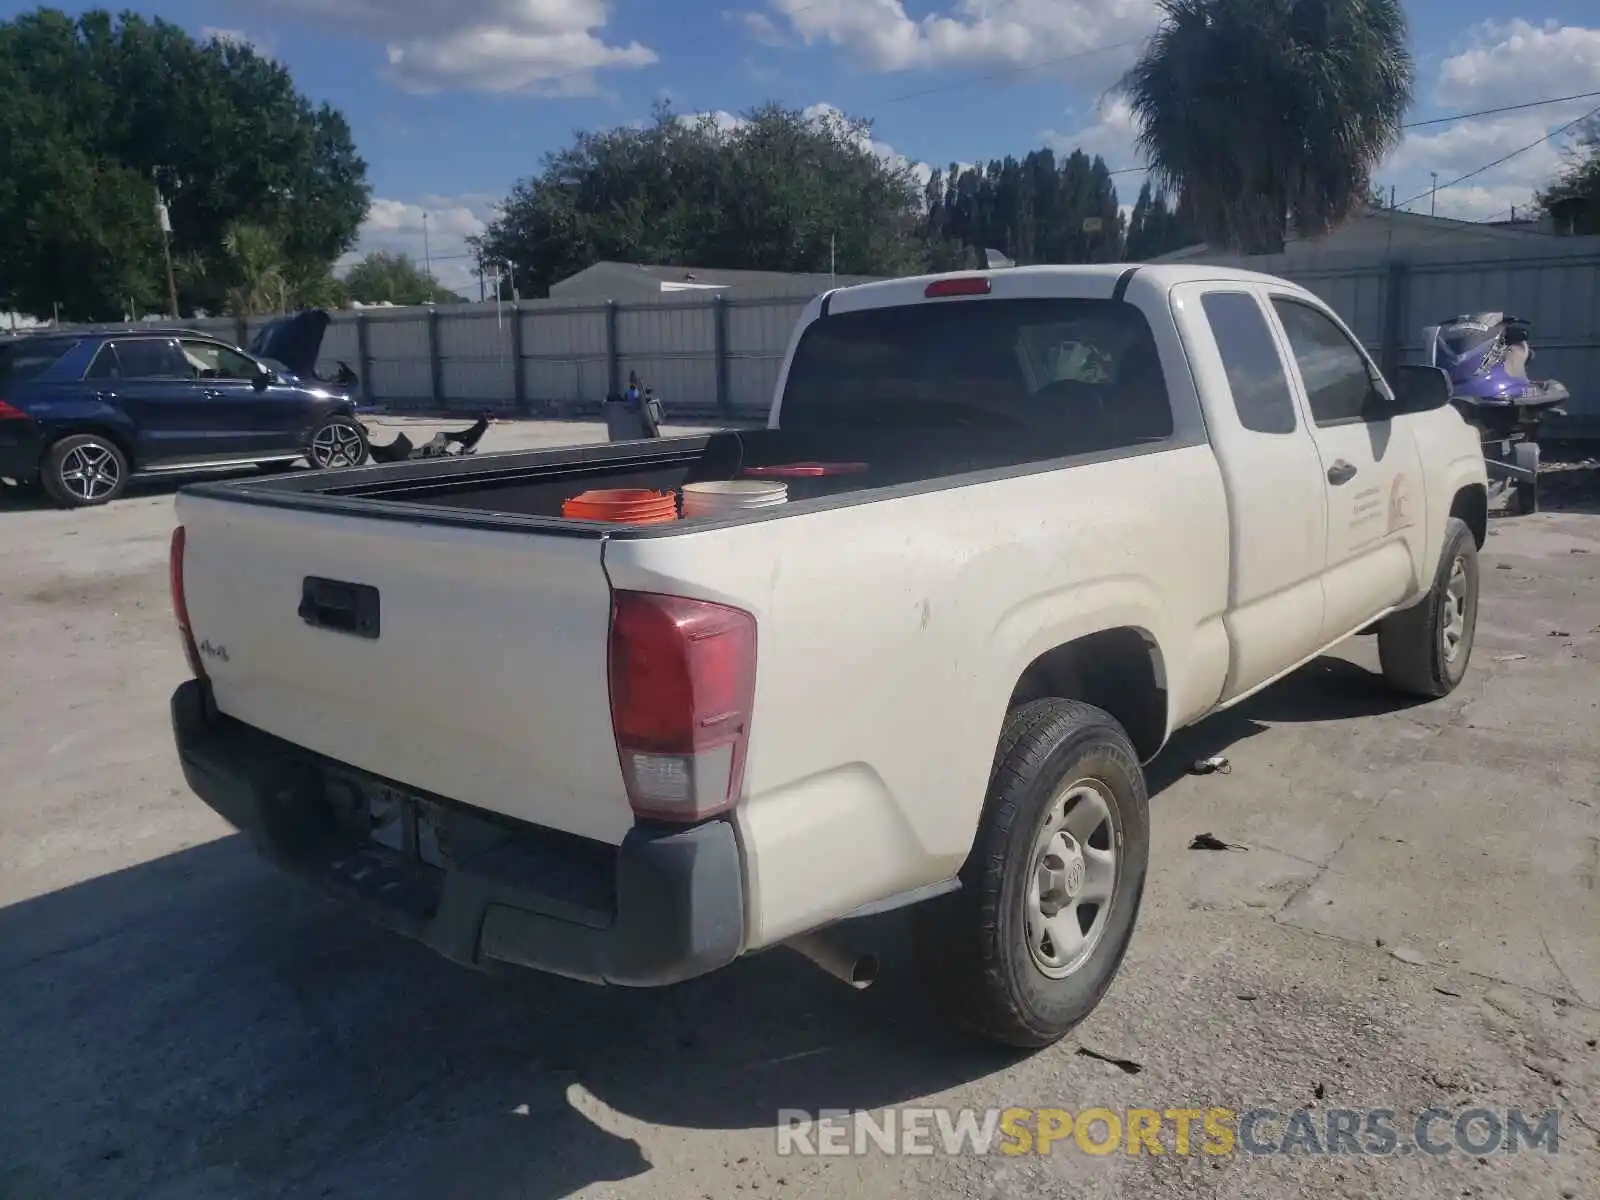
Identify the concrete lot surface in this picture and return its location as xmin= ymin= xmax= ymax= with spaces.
xmin=1 ymin=425 xmax=1597 ymax=1199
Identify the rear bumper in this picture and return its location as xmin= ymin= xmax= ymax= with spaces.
xmin=171 ymin=679 xmax=746 ymax=986
xmin=0 ymin=422 xmax=45 ymax=484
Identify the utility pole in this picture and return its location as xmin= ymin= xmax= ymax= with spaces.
xmin=829 ymin=234 xmax=836 ymax=285
xmin=154 ymin=179 xmax=179 ymax=319
xmin=1429 ymin=172 xmax=1438 ymax=217
xmin=423 ymin=211 xmax=432 ymax=278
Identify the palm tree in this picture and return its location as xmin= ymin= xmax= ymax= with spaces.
xmin=1121 ymin=0 xmax=1413 ymax=254
xmin=221 ymin=221 xmax=291 ymax=315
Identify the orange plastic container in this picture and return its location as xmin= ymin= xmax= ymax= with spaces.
xmin=561 ymin=488 xmax=679 ymax=524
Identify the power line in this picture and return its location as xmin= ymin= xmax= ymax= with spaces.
xmin=1401 ymin=88 xmax=1600 ymax=129
xmin=1100 ymin=89 xmax=1600 ymax=181
xmin=1391 ymin=100 xmax=1600 ymax=211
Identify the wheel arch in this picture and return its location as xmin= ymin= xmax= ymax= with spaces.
xmin=41 ymin=422 xmax=138 ymax=472
xmin=1008 ymin=626 xmax=1170 ymax=761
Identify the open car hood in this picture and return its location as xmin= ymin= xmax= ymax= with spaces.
xmin=249 ymin=310 xmax=334 ymax=381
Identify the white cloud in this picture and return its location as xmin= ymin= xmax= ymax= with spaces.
xmin=245 ymin=0 xmax=657 ymax=94
xmin=741 ymin=0 xmax=1158 ymax=77
xmin=728 ymin=9 xmax=790 ymax=48
xmin=1042 ymin=94 xmax=1141 ymax=167
xmin=340 ymin=195 xmax=503 ymax=295
xmin=1434 ymin=20 xmax=1600 ymax=110
xmin=1377 ymin=21 xmax=1600 ymax=222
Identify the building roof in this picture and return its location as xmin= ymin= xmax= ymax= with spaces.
xmin=550 ymin=260 xmax=886 ymax=297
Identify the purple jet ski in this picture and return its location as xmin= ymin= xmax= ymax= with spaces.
xmin=1423 ymin=313 xmax=1570 ymax=513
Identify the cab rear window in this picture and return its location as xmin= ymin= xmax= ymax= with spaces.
xmin=778 ymin=298 xmax=1173 ymax=456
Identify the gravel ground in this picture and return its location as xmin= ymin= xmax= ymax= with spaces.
xmin=1 ymin=422 xmax=1597 ymax=1199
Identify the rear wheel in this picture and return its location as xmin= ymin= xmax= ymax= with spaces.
xmin=307 ymin=416 xmax=368 ymax=469
xmin=914 ymin=698 xmax=1149 ymax=1049
xmin=41 ymin=434 xmax=129 ymax=508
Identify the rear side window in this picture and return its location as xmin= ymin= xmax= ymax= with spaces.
xmin=1201 ymin=292 xmax=1297 ymax=435
xmin=85 ymin=344 xmax=120 ymax=380
xmin=779 ymin=298 xmax=1173 ymax=456
xmin=0 ymin=337 xmax=80 ymax=385
xmin=1271 ymin=299 xmax=1377 ymax=425
xmin=109 ymin=339 xmax=186 ymax=379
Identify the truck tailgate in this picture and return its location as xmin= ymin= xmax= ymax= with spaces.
xmin=175 ymin=492 xmax=634 ymax=846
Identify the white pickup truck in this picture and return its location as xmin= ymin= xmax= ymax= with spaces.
xmin=169 ymin=265 xmax=1488 ymax=1048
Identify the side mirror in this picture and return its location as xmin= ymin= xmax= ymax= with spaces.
xmin=1386 ymin=364 xmax=1452 ymax=414
xmin=252 ymin=365 xmax=275 ymax=392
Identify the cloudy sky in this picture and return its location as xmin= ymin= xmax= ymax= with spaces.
xmin=22 ymin=1 xmax=1597 ymax=291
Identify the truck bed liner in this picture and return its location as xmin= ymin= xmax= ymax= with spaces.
xmin=182 ymin=426 xmax=1077 ymax=533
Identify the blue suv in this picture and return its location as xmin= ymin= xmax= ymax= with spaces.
xmin=0 ymin=311 xmax=367 ymax=508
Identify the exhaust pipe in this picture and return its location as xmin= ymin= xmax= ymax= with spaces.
xmin=786 ymin=931 xmax=879 ymax=990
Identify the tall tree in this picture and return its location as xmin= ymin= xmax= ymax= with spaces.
xmin=926 ymin=150 xmax=1127 ymax=266
xmin=1538 ymin=112 xmax=1600 ymax=235
xmin=343 ymin=251 xmax=462 ymax=305
xmin=1120 ymin=0 xmax=1414 ymax=254
xmin=0 ymin=8 xmax=370 ymax=319
xmin=1125 ymin=180 xmax=1197 ymax=259
xmin=474 ymin=103 xmax=925 ymax=295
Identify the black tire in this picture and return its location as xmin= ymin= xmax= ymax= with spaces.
xmin=40 ymin=433 xmax=129 ymax=508
xmin=1377 ymin=517 xmax=1479 ymax=698
xmin=914 ymin=698 xmax=1150 ymax=1049
xmin=306 ymin=415 xmax=369 ymax=469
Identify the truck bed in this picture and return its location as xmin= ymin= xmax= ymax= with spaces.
xmin=184 ymin=423 xmax=1141 ymax=530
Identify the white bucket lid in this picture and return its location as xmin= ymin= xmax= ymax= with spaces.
xmin=682 ymin=480 xmax=788 ymax=501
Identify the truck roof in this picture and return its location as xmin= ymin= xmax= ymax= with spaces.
xmin=822 ymin=263 xmax=1307 ymax=315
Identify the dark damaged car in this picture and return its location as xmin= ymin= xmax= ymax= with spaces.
xmin=0 ymin=311 xmax=366 ymax=508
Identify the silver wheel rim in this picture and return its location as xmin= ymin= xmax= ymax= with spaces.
xmin=1442 ymin=556 xmax=1469 ymax=664
xmin=311 ymin=423 xmax=365 ymax=468
xmin=1025 ymin=779 xmax=1119 ymax=979
xmin=59 ymin=444 xmax=121 ymax=502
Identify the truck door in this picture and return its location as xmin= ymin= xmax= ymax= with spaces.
xmin=1265 ymin=295 xmax=1429 ymax=644
xmin=1172 ymin=284 xmax=1328 ymax=701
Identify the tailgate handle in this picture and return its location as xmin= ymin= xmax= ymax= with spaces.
xmin=299 ymin=577 xmax=380 ymax=639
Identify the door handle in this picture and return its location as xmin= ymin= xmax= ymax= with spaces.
xmin=94 ymin=391 xmax=117 ymax=402
xmin=299 ymin=576 xmax=381 ymax=639
xmin=1327 ymin=460 xmax=1358 ymax=485
xmin=202 ymin=388 xmax=224 ymax=400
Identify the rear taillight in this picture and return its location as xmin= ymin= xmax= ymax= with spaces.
xmin=169 ymin=526 xmax=207 ymax=680
xmin=607 ymin=590 xmax=757 ymax=822
xmin=924 ymin=276 xmax=992 ymax=298
xmin=0 ymin=400 xmax=30 ymax=421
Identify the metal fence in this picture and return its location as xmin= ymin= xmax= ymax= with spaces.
xmin=38 ymin=234 xmax=1600 ymax=435
xmin=138 ymin=290 xmax=812 ymax=421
